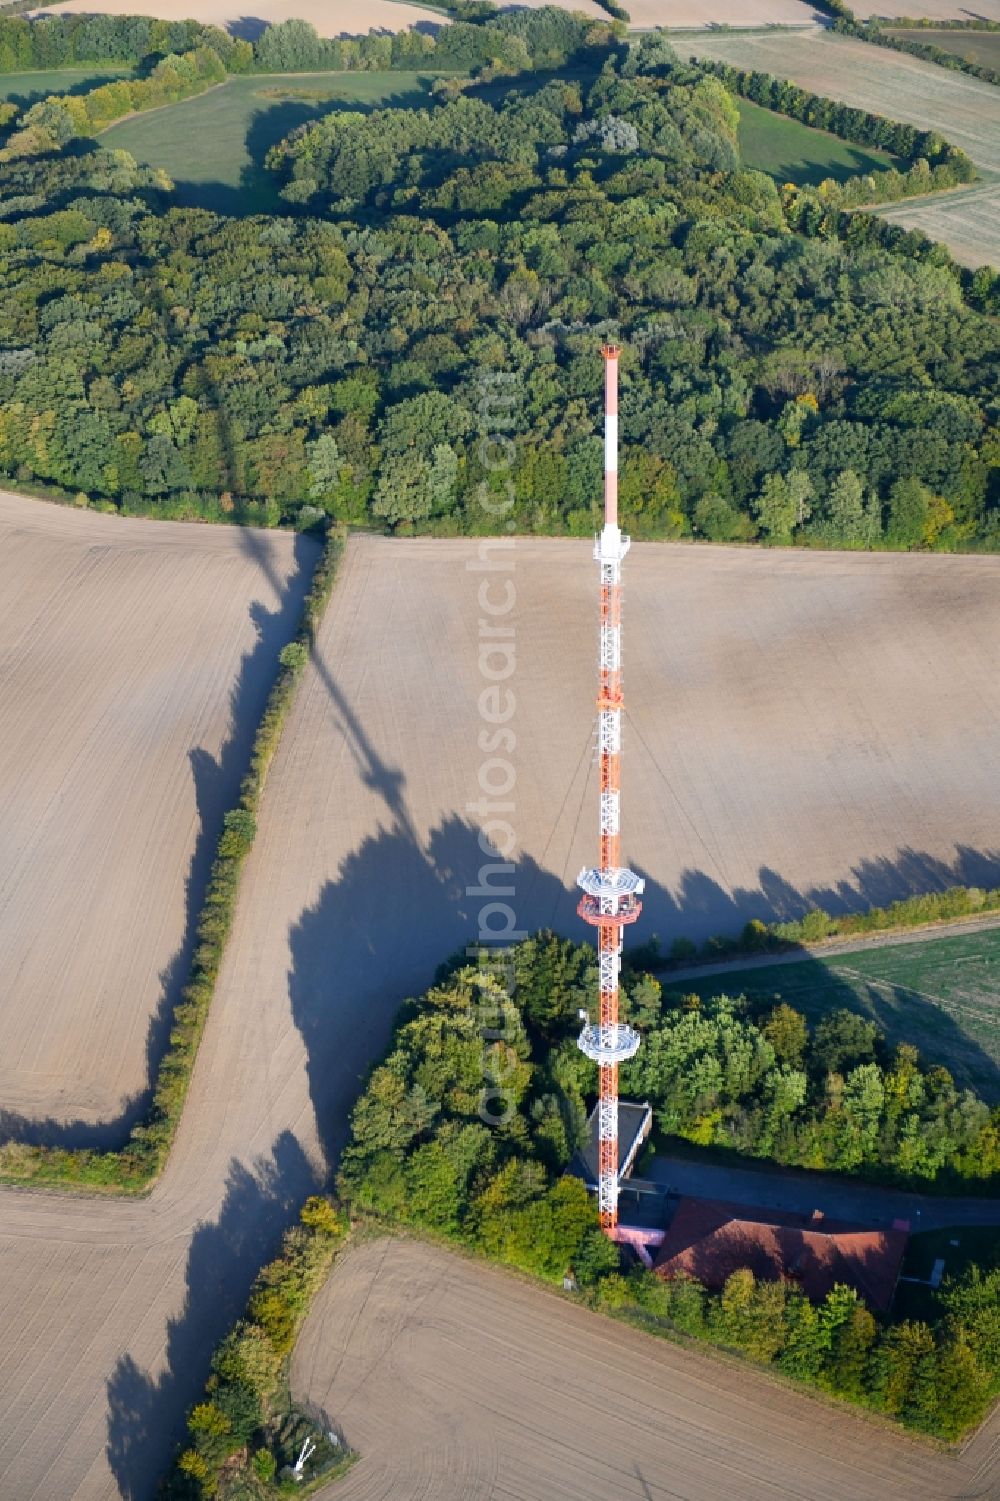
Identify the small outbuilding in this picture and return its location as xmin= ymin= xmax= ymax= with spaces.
xmin=570 ymin=1100 xmax=653 ymax=1193
xmin=653 ymin=1197 xmax=908 ymax=1311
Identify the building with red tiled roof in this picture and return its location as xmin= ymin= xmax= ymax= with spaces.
xmin=653 ymin=1198 xmax=908 ymax=1311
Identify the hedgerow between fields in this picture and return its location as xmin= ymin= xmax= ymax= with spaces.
xmin=634 ymin=882 xmax=1000 ymax=968
xmin=0 ymin=524 xmax=344 ymax=1193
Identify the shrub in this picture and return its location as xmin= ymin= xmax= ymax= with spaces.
xmin=252 ymin=1449 xmax=276 ymax=1482
xmin=164 ymin=1196 xmax=348 ymax=1498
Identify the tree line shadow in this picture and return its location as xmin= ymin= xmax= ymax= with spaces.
xmin=106 ymin=1132 xmax=316 ymax=1500
xmin=0 ymin=527 xmax=317 ymax=1152
xmin=758 ymin=143 xmax=899 ymax=191
xmin=674 ymin=946 xmax=1000 ymax=1104
xmin=639 ymin=844 xmax=1000 ymax=1102
xmin=224 ymin=18 xmax=445 ymax=42
xmin=634 ymin=843 xmax=1000 ymax=949
xmin=2 ymin=69 xmax=134 ymax=111
xmin=103 ymin=646 xmax=1000 ymax=1494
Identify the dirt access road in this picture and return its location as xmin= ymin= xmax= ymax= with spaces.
xmin=0 ymin=492 xmax=313 ymax=1131
xmin=641 ymin=1153 xmax=1000 ymax=1232
xmin=3 ymin=536 xmax=1000 ymax=1499
xmin=293 ymin=1236 xmax=999 ymax=1501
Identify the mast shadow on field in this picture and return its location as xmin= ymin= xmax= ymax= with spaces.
xmin=285 ymin=645 xmax=1000 ymax=1172
xmin=283 ymin=640 xmax=573 ymax=1171
xmin=103 ymin=641 xmax=1000 ymax=1489
xmin=287 ymin=812 xmax=572 ymax=1172
xmin=286 ymin=825 xmax=1000 ymax=1179
xmin=0 ymin=529 xmax=317 ymax=1152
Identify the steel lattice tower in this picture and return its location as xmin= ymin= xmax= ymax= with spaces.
xmin=576 ymin=345 xmax=644 ymax=1233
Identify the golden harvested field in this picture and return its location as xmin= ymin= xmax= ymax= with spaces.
xmin=292 ymin=1236 xmax=999 ymax=1501
xmin=868 ymin=180 xmax=1000 ymax=268
xmin=0 ymin=493 xmax=313 ymax=1132
xmin=32 ymin=0 xmax=448 ymax=34
xmin=3 ymin=535 xmax=1000 ymax=1499
xmin=674 ymin=27 xmax=1000 ymax=265
xmin=31 ymin=0 xmax=825 ymax=24
xmin=853 ymin=0 xmax=1000 ymax=17
xmin=675 ymin=28 xmax=1000 ymax=170
xmin=629 ymin=0 xmax=822 ymax=23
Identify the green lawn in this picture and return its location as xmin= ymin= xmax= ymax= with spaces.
xmin=884 ymin=28 xmax=1000 ymax=73
xmin=672 ymin=926 xmax=1000 ymax=1101
xmin=893 ymin=1224 xmax=999 ymax=1323
xmin=101 ymin=70 xmax=448 ymax=215
xmin=0 ymin=65 xmax=132 ymax=108
xmin=737 ymin=97 xmax=898 ymax=186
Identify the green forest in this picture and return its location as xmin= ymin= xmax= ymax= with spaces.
xmin=0 ymin=11 xmax=996 ymax=548
xmin=333 ymin=932 xmax=1000 ymax=1444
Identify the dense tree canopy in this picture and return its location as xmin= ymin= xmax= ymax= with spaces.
xmin=339 ymin=932 xmax=1000 ymax=1441
xmin=0 ymin=17 xmax=996 ymax=545
xmin=622 ymin=994 xmax=1000 ymax=1182
xmin=340 ymin=933 xmax=1000 ymax=1248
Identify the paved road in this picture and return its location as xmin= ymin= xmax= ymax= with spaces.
xmin=293 ymin=1237 xmax=999 ymax=1501
xmin=634 ymin=1155 xmax=1000 ymax=1232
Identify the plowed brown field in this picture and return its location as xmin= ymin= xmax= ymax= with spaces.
xmin=292 ymin=1236 xmax=999 ymax=1501
xmin=0 ymin=492 xmax=313 ymax=1131
xmin=3 ymin=535 xmax=1000 ymax=1499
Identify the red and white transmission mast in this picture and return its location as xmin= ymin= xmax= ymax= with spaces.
xmin=576 ymin=345 xmax=644 ymax=1233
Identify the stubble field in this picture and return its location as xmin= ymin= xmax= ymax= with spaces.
xmin=0 ymin=492 xmax=313 ymax=1133
xmin=292 ymin=1236 xmax=997 ymax=1501
xmin=33 ymin=0 xmax=829 ymax=27
xmin=32 ymin=0 xmax=462 ymax=30
xmin=675 ymin=27 xmax=1000 ymax=168
xmin=674 ymin=27 xmax=1000 ymax=266
xmin=884 ymin=27 xmax=1000 ymax=69
xmin=628 ymin=0 xmax=822 ymax=24
xmin=853 ymin=0 xmax=1000 ymax=17
xmin=3 ymin=536 xmax=1000 ymax=1498
xmin=867 ymin=180 xmax=1000 ymax=268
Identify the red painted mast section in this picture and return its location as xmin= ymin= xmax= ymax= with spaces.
xmin=604 ymin=344 xmax=618 ymax=528
xmin=576 ymin=346 xmax=643 ymax=1233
